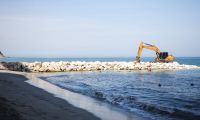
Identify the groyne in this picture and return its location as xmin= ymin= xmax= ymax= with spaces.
xmin=0 ymin=61 xmax=199 ymax=72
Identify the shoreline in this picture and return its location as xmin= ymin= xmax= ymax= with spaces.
xmin=0 ymin=70 xmax=100 ymax=120
xmin=0 ymin=70 xmax=146 ymax=120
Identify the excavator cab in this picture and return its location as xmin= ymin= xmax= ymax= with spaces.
xmin=158 ymin=52 xmax=168 ymax=59
xmin=156 ymin=52 xmax=172 ymax=62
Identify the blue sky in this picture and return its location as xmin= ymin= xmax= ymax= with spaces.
xmin=0 ymin=0 xmax=200 ymax=57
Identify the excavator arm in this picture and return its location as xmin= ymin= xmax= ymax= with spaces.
xmin=136 ymin=42 xmax=160 ymax=62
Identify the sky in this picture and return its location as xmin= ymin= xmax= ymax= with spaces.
xmin=0 ymin=0 xmax=200 ymax=57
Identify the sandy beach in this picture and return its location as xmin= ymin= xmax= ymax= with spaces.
xmin=0 ymin=71 xmax=101 ymax=120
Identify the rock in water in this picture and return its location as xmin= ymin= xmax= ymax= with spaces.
xmin=0 ymin=51 xmax=5 ymax=58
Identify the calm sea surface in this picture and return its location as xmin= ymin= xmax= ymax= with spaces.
xmin=1 ymin=57 xmax=200 ymax=120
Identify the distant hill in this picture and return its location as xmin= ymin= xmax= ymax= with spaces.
xmin=0 ymin=51 xmax=5 ymax=58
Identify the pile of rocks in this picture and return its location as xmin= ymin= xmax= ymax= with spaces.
xmin=0 ymin=61 xmax=199 ymax=72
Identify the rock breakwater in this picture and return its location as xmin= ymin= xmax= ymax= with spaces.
xmin=0 ymin=61 xmax=199 ymax=72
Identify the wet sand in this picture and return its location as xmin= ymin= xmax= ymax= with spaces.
xmin=0 ymin=72 xmax=100 ymax=120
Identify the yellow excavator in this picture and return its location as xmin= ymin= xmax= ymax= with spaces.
xmin=135 ymin=42 xmax=175 ymax=63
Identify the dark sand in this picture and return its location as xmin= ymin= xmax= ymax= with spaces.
xmin=0 ymin=72 xmax=100 ymax=120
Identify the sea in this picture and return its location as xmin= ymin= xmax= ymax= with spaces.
xmin=1 ymin=57 xmax=200 ymax=120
